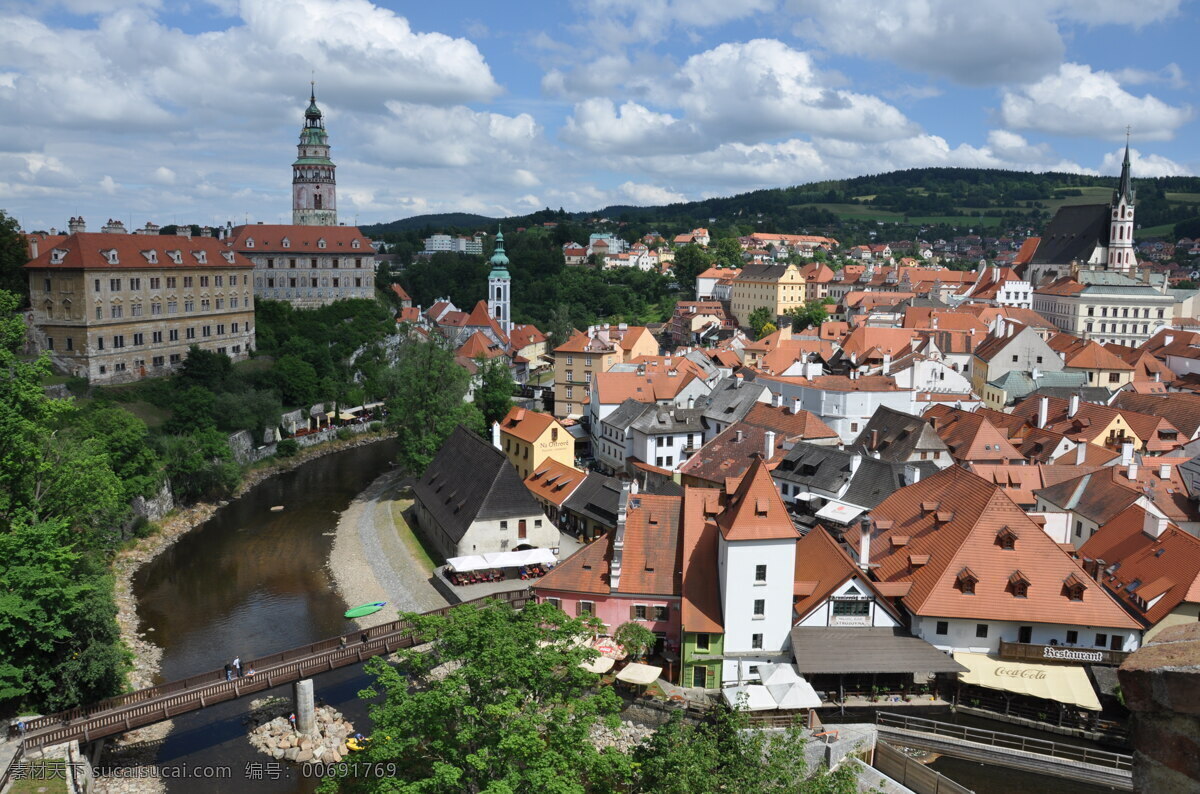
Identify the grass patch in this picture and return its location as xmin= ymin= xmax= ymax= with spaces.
xmin=1166 ymin=192 xmax=1200 ymax=203
xmin=8 ymin=759 xmax=70 ymax=794
xmin=1138 ymin=223 xmax=1177 ymax=239
xmin=121 ymin=400 xmax=171 ymax=430
xmin=391 ymin=498 xmax=441 ymax=571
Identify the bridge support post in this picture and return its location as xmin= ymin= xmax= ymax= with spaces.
xmin=293 ymin=679 xmax=317 ymax=737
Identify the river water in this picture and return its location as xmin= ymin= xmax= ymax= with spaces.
xmin=132 ymin=440 xmax=397 ymax=794
xmin=131 ymin=439 xmax=1122 ymax=793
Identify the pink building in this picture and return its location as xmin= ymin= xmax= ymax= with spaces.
xmin=534 ymin=491 xmax=682 ymax=656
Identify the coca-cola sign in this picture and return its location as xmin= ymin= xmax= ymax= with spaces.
xmin=994 ymin=666 xmax=1047 ymax=680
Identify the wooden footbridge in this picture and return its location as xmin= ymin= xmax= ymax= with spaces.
xmin=875 ymin=712 xmax=1133 ymax=791
xmin=2 ymin=589 xmax=532 ymax=785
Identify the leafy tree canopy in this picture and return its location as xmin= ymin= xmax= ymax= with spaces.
xmin=0 ymin=210 xmax=28 ymax=305
xmin=473 ymin=355 xmax=515 ymax=428
xmin=747 ymin=306 xmax=774 ymax=340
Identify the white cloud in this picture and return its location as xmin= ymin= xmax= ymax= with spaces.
xmin=361 ymin=102 xmax=541 ymax=169
xmin=152 ymin=166 xmax=176 ymax=185
xmin=562 ymin=98 xmax=703 ymax=155
xmin=1000 ymin=63 xmax=1192 ymax=141
xmin=618 ymin=181 xmax=686 ymax=205
xmin=577 ymin=0 xmax=776 ymax=43
xmin=99 ymin=174 xmax=117 ymax=194
xmin=1099 ymin=147 xmax=1192 ymax=178
xmin=1113 ymin=63 xmax=1186 ymax=89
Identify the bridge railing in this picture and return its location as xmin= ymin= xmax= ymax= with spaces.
xmin=8 ymin=588 xmax=532 ymax=739
xmin=875 ymin=712 xmax=1132 ymax=772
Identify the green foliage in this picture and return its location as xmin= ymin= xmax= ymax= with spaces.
xmin=163 ymin=385 xmax=217 ymax=434
xmin=276 ymin=438 xmax=299 ymax=458
xmin=613 ymin=621 xmax=656 ymax=660
xmin=178 ymin=345 xmax=233 ymax=391
xmin=788 ymin=300 xmax=831 ymax=332
xmin=759 ymin=321 xmax=778 ymax=338
xmin=69 ymin=404 xmax=162 ymax=501
xmin=332 ymin=599 xmax=629 ymax=793
xmin=157 ymin=428 xmax=240 ymax=503
xmin=672 ymin=244 xmax=714 ymax=291
xmin=384 ymin=337 xmax=485 ymax=474
xmin=747 ymin=306 xmax=774 ymax=339
xmin=1176 ymin=279 xmax=1197 ymax=290
xmin=473 ymin=356 xmax=515 ymax=427
xmin=712 ymin=237 xmax=744 ymax=268
xmin=546 ymin=303 xmax=576 ymax=349
xmin=274 ymin=354 xmax=320 ymax=408
xmin=0 ymin=210 xmax=29 ymax=305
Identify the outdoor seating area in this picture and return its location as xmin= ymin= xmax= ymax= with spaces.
xmin=722 ymin=664 xmax=822 ymax=712
xmin=444 ymin=549 xmax=557 ymax=587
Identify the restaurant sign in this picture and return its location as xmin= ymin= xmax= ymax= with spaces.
xmin=1043 ymin=646 xmax=1104 ymax=663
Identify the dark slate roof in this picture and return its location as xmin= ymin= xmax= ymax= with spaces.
xmin=772 ymin=443 xmax=855 ymax=492
xmin=646 ymin=479 xmax=684 ymax=497
xmin=789 ymin=627 xmax=967 ymax=674
xmin=630 ymin=406 xmax=705 ymax=435
xmin=841 ymin=457 xmax=937 ymax=510
xmin=413 ymin=425 xmax=544 ymax=543
xmin=562 ymin=471 xmax=623 ymax=530
xmin=850 ymin=406 xmax=947 ymax=463
xmin=697 ymin=376 xmax=768 ymax=428
xmin=603 ymin=398 xmax=652 ymax=432
xmin=734 ymin=263 xmax=792 ymax=281
xmin=1029 ymin=204 xmax=1110 ymax=265
xmin=1028 ymin=386 xmax=1113 ymax=403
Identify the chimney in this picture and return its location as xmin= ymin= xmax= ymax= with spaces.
xmin=904 ymin=463 xmax=921 ymax=485
xmin=1143 ymin=509 xmax=1169 ymax=539
xmin=849 ymin=453 xmax=862 ymax=477
xmin=1037 ymin=396 xmax=1049 ymax=429
xmin=1159 ymin=463 xmax=1171 ymax=480
xmin=869 ymin=429 xmax=879 ymax=450
xmin=772 ymin=392 xmax=782 ymax=408
xmin=1120 ymin=441 xmax=1134 ymax=467
xmin=735 ymin=429 xmax=744 ymax=443
xmin=858 ymin=519 xmax=871 ymax=572
xmin=68 ymin=216 xmax=86 ymax=234
xmin=764 ymin=430 xmax=776 ymax=459
xmin=687 ymin=395 xmax=695 ymax=409
xmin=1075 ymin=441 xmax=1087 ymax=465
xmin=793 ymin=398 xmax=802 ymax=414
xmin=491 ymin=421 xmax=501 ymax=450
xmin=1127 ymin=460 xmax=1139 ymax=482
xmin=882 ymin=353 xmax=891 ymax=375
xmin=1068 ymin=394 xmax=1080 ymax=418
xmin=29 ymin=238 xmax=37 ymax=259
xmin=610 ymin=483 xmax=631 ymax=590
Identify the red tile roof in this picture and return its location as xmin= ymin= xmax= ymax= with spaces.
xmin=857 ymin=466 xmax=1140 ymax=628
xmin=524 ymin=459 xmax=586 ymax=508
xmin=715 ymin=456 xmax=797 ymax=541
xmin=792 ymin=527 xmax=901 ymax=622
xmin=25 ymin=233 xmax=252 ymax=271
xmin=500 ymin=406 xmax=563 ymax=444
xmin=390 ymin=283 xmax=411 ymax=301
xmin=228 ymin=224 xmax=373 ymax=253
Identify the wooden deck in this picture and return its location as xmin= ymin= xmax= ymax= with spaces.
xmin=2 ymin=589 xmax=532 ymax=786
xmin=875 ymin=712 xmax=1133 ymax=791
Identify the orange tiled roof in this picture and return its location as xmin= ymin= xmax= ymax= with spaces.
xmin=390 ymin=283 xmax=411 ymax=301
xmin=26 ymin=232 xmax=252 ymax=271
xmin=715 ymin=456 xmax=797 ymax=541
xmin=509 ymin=324 xmax=547 ymax=350
xmin=594 ymin=370 xmax=697 ymax=405
xmin=228 ymin=224 xmax=373 ymax=252
xmin=500 ymin=406 xmax=561 ymax=444
xmin=524 ymin=459 xmax=586 ymax=508
xmin=680 ymin=487 xmax=725 ymax=634
xmin=967 ymin=463 xmax=1105 ymax=506
xmin=926 ymin=407 xmax=1023 ymax=463
xmin=858 ymin=466 xmax=1140 ymax=628
xmin=792 ymin=527 xmax=901 ymax=623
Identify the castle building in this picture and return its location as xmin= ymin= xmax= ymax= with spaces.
xmin=488 ymin=227 xmax=512 ymax=338
xmin=229 ymin=224 xmax=375 ymax=308
xmin=25 ymin=224 xmax=256 ymax=383
xmin=292 ymin=86 xmax=337 ymax=227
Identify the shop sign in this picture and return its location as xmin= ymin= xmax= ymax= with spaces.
xmin=1043 ymin=646 xmax=1104 ymax=663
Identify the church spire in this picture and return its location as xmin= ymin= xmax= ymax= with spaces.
xmin=1116 ymin=127 xmax=1134 ymax=205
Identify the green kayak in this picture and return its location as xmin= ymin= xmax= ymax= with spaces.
xmin=344 ymin=602 xmax=385 ymax=618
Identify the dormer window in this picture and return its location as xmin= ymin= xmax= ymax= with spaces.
xmin=50 ymin=248 xmax=67 ymax=264
xmin=352 ymin=239 xmax=360 ymax=249
xmin=142 ymin=250 xmax=158 ymax=264
xmin=1008 ymin=570 xmax=1030 ymax=598
xmin=318 ymin=238 xmax=326 ymax=249
xmin=1063 ymin=573 xmax=1087 ymax=601
xmin=245 ymin=238 xmax=254 ymax=248
xmin=956 ymin=567 xmax=978 ymax=595
xmin=222 ymin=251 xmax=235 ymax=264
xmin=103 ymin=249 xmax=119 ymax=265
xmin=282 ymin=238 xmax=290 ymax=248
xmin=996 ymin=526 xmax=1019 ymax=551
xmin=167 ymin=250 xmax=183 ymax=265
xmin=192 ymin=250 xmax=207 ymax=264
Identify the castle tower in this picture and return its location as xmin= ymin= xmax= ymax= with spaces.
xmin=487 ymin=227 xmax=512 ymax=338
xmin=292 ymin=84 xmax=337 ymax=226
xmin=1107 ymin=132 xmax=1136 ymax=274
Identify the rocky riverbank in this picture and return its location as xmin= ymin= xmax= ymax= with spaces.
xmin=247 ymin=699 xmax=357 ymax=764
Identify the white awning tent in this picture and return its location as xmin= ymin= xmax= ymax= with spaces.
xmin=722 ymin=685 xmax=778 ymax=711
xmin=615 ymin=662 xmax=663 ymax=686
xmin=447 ymin=548 xmax=557 ymax=572
xmin=580 ymin=656 xmax=615 ymax=674
xmin=815 ymin=500 xmax=865 ymax=525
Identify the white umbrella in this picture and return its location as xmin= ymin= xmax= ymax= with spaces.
xmin=722 ymin=685 xmax=776 ymax=711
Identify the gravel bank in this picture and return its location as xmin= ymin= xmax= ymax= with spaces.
xmin=327 ymin=469 xmax=448 ymax=630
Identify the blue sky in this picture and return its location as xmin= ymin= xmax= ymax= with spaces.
xmin=1 ymin=0 xmax=1197 ymax=230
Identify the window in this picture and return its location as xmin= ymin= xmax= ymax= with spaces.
xmin=169 ymin=329 xmax=178 ymax=342
xmin=1018 ymin=626 xmax=1033 ymax=644
xmin=132 ymin=333 xmax=144 ymax=346
xmin=113 ymin=335 xmax=125 ymax=349
xmin=183 ymin=276 xmax=194 ymax=288
xmin=633 ymin=604 xmax=648 ymax=620
xmin=1094 ymin=633 xmax=1108 ymax=648
xmin=289 ymin=258 xmax=297 ymax=268
xmin=696 ymin=633 xmax=710 ymax=651
xmin=166 ymin=277 xmax=176 ymax=288
xmin=151 ymin=302 xmax=162 ymax=316
xmin=935 ymin=621 xmax=948 ymax=635
xmin=311 ymin=258 xmax=318 ymax=267
xmin=215 ymin=298 xmax=224 ymax=310
xmin=94 ymin=279 xmax=101 ymax=292
xmin=499 ymin=521 xmax=508 ymax=529
xmin=653 ymin=605 xmax=668 ymax=621
xmin=200 ymin=299 xmax=211 ymax=311
xmin=751 ymin=633 xmax=763 ymax=650
xmin=754 ymin=564 xmax=767 ymax=583
xmin=111 ymin=305 xmax=123 ymax=319
xmin=1012 ymin=355 xmax=1019 ymax=363
xmin=577 ymin=601 xmax=594 ymax=616
xmin=1108 ymin=372 xmax=1121 ymax=384
xmin=232 ymin=322 xmax=239 ymax=333
xmin=95 ymin=306 xmax=102 ymax=320
xmin=129 ymin=278 xmax=141 ymax=290
xmin=752 ymin=599 xmax=765 ymax=618
xmin=202 ymin=326 xmax=211 ymax=337
xmin=975 ymin=623 xmax=989 ymax=639
xmin=109 ymin=278 xmax=120 ymax=291
xmin=1066 ymin=630 xmax=1078 ymax=645
xmin=355 ymin=278 xmax=362 ymax=288
xmin=186 ymin=327 xmax=195 ymax=340
xmin=65 ymin=337 xmax=73 ymax=351
xmin=46 ymin=337 xmax=53 ymax=350
xmin=131 ymin=304 xmax=142 ymax=317
xmin=534 ymin=519 xmax=542 ymax=528
xmin=356 ymin=258 xmax=363 ymax=268
xmin=546 ymin=597 xmax=561 ymax=610
xmin=267 ymin=258 xmax=274 ymax=269
xmin=152 ymin=356 xmax=164 ymax=368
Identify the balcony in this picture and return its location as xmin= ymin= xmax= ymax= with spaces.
xmin=997 ymin=639 xmax=1130 ymax=667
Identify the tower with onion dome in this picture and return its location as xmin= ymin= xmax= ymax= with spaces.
xmin=292 ymin=84 xmax=337 ymax=226
xmin=488 ymin=227 xmax=512 ymax=338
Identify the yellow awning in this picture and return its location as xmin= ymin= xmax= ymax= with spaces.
xmin=615 ymin=662 xmax=662 ymax=685
xmin=953 ymin=652 xmax=1101 ymax=711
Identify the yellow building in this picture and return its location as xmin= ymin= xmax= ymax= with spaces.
xmin=25 ymin=229 xmax=255 ymax=383
xmin=730 ymin=263 xmax=805 ymax=328
xmin=552 ymin=324 xmax=658 ymax=419
xmin=499 ymin=406 xmax=575 ymax=479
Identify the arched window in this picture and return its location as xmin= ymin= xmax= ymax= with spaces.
xmin=314 ymin=193 xmax=322 ymax=210
xmin=496 ymin=286 xmax=502 ymax=300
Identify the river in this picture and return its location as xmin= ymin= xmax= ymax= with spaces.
xmin=132 ymin=440 xmax=398 ymax=794
xmin=130 ymin=438 xmax=1123 ymax=793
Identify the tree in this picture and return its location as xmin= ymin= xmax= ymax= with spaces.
xmin=546 ymin=303 xmax=576 ymax=350
xmin=384 ymin=338 xmax=485 ymax=474
xmin=163 ymin=385 xmax=217 ymax=434
xmin=157 ymin=428 xmax=240 ymax=503
xmin=274 ymin=354 xmax=321 ymax=408
xmin=787 ymin=299 xmax=831 ymax=332
xmin=613 ymin=621 xmax=655 ymax=661
xmin=177 ymin=345 xmax=233 ymax=391
xmin=0 ymin=211 xmax=29 ymax=305
xmin=331 ymin=599 xmax=630 ymax=793
xmin=473 ymin=356 xmax=514 ymax=427
xmin=671 ymin=244 xmax=714 ymax=292
xmin=759 ymin=321 xmax=778 ymax=339
xmin=747 ymin=306 xmax=774 ymax=339
xmin=712 ymin=237 xmax=744 ymax=268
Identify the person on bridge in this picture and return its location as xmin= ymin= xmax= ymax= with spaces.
xmin=224 ymin=663 xmax=233 ymax=681
xmin=361 ymin=632 xmax=369 ymax=645
xmin=233 ymin=656 xmax=242 ymax=677
xmin=246 ymin=666 xmax=256 ymax=677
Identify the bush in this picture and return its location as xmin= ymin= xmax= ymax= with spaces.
xmin=336 ymin=427 xmax=353 ymax=441
xmin=129 ymin=514 xmax=155 ymax=539
xmin=276 ymin=438 xmax=299 ymax=458
xmin=369 ymin=421 xmax=383 ymax=433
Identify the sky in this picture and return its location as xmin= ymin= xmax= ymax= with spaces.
xmin=2 ymin=0 xmax=1199 ymax=231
